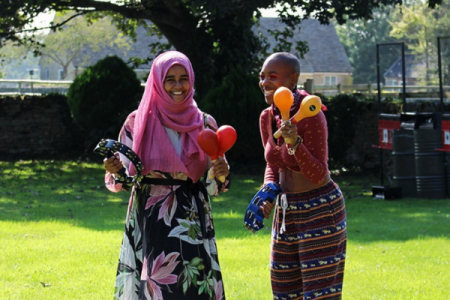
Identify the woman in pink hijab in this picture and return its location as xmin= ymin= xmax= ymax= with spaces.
xmin=104 ymin=51 xmax=230 ymax=300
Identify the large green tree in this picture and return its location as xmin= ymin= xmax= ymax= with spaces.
xmin=40 ymin=12 xmax=132 ymax=80
xmin=1 ymin=0 xmax=443 ymax=98
xmin=390 ymin=0 xmax=450 ymax=85
xmin=335 ymin=6 xmax=400 ymax=84
xmin=336 ymin=0 xmax=450 ymax=85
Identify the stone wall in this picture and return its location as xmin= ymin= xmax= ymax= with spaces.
xmin=0 ymin=95 xmax=81 ymax=159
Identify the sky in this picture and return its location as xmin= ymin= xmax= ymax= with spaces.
xmin=29 ymin=11 xmax=55 ymax=34
xmin=260 ymin=8 xmax=279 ymax=17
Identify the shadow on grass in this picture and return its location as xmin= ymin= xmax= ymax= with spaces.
xmin=0 ymin=160 xmax=129 ymax=231
xmin=1 ymin=161 xmax=449 ymax=243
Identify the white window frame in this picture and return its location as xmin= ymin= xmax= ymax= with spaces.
xmin=324 ymin=76 xmax=337 ymax=86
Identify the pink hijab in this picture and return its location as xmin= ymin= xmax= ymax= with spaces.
xmin=130 ymin=51 xmax=206 ymax=182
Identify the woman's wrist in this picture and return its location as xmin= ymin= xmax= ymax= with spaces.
xmin=287 ymin=135 xmax=302 ymax=155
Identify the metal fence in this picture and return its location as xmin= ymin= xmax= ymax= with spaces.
xmin=0 ymin=79 xmax=73 ymax=95
xmin=1 ymin=79 xmax=449 ymax=101
xmin=310 ymin=83 xmax=450 ymax=99
xmin=0 ymin=79 xmax=149 ymax=95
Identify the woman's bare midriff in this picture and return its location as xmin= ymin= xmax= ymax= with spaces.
xmin=279 ymin=169 xmax=331 ymax=193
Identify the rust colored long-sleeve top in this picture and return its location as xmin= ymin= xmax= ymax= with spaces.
xmin=260 ymin=98 xmax=330 ymax=186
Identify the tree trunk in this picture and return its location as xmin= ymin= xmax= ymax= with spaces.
xmin=149 ymin=7 xmax=258 ymax=100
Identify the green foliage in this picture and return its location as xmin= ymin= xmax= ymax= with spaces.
xmin=41 ymin=12 xmax=132 ymax=80
xmin=336 ymin=0 xmax=450 ymax=85
xmin=200 ymin=66 xmax=267 ymax=171
xmin=334 ymin=6 xmax=400 ymax=84
xmin=389 ymin=0 xmax=450 ymax=85
xmin=3 ymin=0 xmax=443 ymax=98
xmin=324 ymin=94 xmax=400 ymax=171
xmin=0 ymin=44 xmax=41 ymax=79
xmin=325 ymin=94 xmax=363 ymax=168
xmin=66 ymin=55 xmax=143 ymax=149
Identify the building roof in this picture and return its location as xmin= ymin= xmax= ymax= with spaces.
xmin=70 ymin=17 xmax=352 ymax=75
xmin=73 ymin=25 xmax=158 ymax=70
xmin=256 ymin=18 xmax=352 ymax=74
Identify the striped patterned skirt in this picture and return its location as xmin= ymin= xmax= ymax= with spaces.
xmin=270 ymin=180 xmax=346 ymax=300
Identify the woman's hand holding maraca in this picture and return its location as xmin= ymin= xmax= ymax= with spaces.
xmin=279 ymin=121 xmax=298 ymax=145
xmin=273 ymin=95 xmax=322 ymax=139
xmin=210 ymin=157 xmax=229 ymax=181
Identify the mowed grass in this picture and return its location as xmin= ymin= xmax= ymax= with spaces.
xmin=0 ymin=160 xmax=449 ymax=300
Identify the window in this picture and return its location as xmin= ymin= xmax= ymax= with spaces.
xmin=324 ymin=76 xmax=337 ymax=86
xmin=26 ymin=68 xmax=39 ymax=79
xmin=58 ymin=69 xmax=64 ymax=80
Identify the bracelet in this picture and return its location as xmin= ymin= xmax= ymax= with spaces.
xmin=287 ymin=136 xmax=302 ymax=155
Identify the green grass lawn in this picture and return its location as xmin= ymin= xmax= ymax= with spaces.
xmin=0 ymin=160 xmax=449 ymax=300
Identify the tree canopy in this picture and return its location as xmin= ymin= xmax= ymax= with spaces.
xmin=390 ymin=0 xmax=450 ymax=84
xmin=335 ymin=6 xmax=399 ymax=84
xmin=335 ymin=0 xmax=449 ymax=85
xmin=40 ymin=12 xmax=132 ymax=79
xmin=0 ymin=0 xmax=443 ymax=97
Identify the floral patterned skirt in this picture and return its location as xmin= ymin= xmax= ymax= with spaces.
xmin=114 ymin=178 xmax=225 ymax=300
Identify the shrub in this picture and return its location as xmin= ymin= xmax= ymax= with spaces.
xmin=325 ymin=94 xmax=362 ymax=169
xmin=67 ymin=55 xmax=143 ymax=151
xmin=324 ymin=94 xmax=400 ymax=172
xmin=200 ymin=66 xmax=267 ymax=173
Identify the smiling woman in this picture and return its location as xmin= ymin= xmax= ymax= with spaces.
xmin=257 ymin=52 xmax=347 ymax=300
xmin=102 ymin=50 xmax=232 ymax=300
xmin=163 ymin=64 xmax=190 ymax=103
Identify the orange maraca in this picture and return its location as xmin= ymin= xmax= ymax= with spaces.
xmin=273 ymin=87 xmax=294 ymax=122
xmin=273 ymin=95 xmax=322 ymax=138
xmin=273 ymin=87 xmax=294 ymax=143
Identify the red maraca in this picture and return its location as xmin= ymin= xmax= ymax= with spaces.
xmin=197 ymin=128 xmax=219 ymax=160
xmin=216 ymin=125 xmax=237 ymax=182
xmin=217 ymin=125 xmax=237 ymax=157
xmin=197 ymin=125 xmax=236 ymax=182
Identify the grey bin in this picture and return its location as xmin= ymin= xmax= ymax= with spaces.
xmin=414 ymin=129 xmax=446 ymax=199
xmin=392 ymin=129 xmax=416 ymax=198
xmin=392 ymin=112 xmax=446 ymax=199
